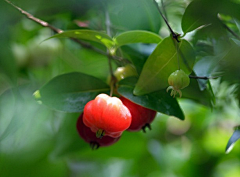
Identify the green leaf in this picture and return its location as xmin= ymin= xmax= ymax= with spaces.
xmin=35 ymin=72 xmax=110 ymax=112
xmin=114 ymin=30 xmax=161 ymax=47
xmin=225 ymin=126 xmax=240 ymax=154
xmin=134 ymin=36 xmax=195 ymax=95
xmin=118 ymin=77 xmax=184 ymax=120
xmin=47 ymin=30 xmax=114 ymax=49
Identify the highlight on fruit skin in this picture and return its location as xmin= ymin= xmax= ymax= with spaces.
xmin=83 ymin=93 xmax=132 ymax=138
xmin=166 ymin=69 xmax=190 ymax=98
xmin=76 ymin=113 xmax=120 ymax=150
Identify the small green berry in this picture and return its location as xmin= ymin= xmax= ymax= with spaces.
xmin=167 ymin=69 xmax=190 ymax=98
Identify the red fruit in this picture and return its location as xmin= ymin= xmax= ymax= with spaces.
xmin=120 ymin=97 xmax=157 ymax=132
xmin=77 ymin=114 xmax=120 ymax=149
xmin=83 ymin=93 xmax=132 ymax=138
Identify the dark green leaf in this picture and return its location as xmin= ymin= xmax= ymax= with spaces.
xmin=114 ymin=30 xmax=161 ymax=47
xmin=47 ymin=30 xmax=114 ymax=49
xmin=118 ymin=77 xmax=184 ymax=120
xmin=120 ymin=45 xmax=149 ymax=75
xmin=181 ymin=0 xmax=240 ymax=35
xmin=234 ymin=19 xmax=240 ymax=33
xmin=225 ymin=126 xmax=240 ymax=154
xmin=134 ymin=36 xmax=195 ymax=95
xmin=231 ymin=38 xmax=240 ymax=47
xmin=193 ymin=55 xmax=221 ymax=91
xmin=35 ymin=72 xmax=110 ymax=112
xmin=181 ymin=78 xmax=212 ymax=107
xmin=108 ymin=0 xmax=161 ymax=33
xmin=181 ymin=0 xmax=213 ymax=34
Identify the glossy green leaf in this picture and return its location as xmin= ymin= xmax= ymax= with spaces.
xmin=35 ymin=72 xmax=110 ymax=112
xmin=118 ymin=77 xmax=184 ymax=120
xmin=114 ymin=30 xmax=161 ymax=47
xmin=134 ymin=36 xmax=195 ymax=95
xmin=47 ymin=30 xmax=114 ymax=49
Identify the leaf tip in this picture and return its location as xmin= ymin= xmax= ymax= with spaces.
xmin=225 ymin=143 xmax=235 ymax=154
xmin=133 ymin=87 xmax=142 ymax=96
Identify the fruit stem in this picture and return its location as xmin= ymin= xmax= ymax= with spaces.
xmin=105 ymin=10 xmax=116 ymax=97
xmin=175 ymin=40 xmax=180 ymax=70
xmin=108 ymin=54 xmax=116 ymax=97
xmin=96 ymin=129 xmax=105 ymax=139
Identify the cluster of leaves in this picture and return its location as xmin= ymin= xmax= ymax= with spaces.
xmin=35 ymin=8 xmax=196 ymax=121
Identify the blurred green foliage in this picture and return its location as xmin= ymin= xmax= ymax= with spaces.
xmin=1 ymin=0 xmax=240 ymax=177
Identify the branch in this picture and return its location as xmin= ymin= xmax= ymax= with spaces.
xmin=5 ymin=0 xmax=127 ymax=62
xmin=189 ymin=75 xmax=218 ymax=80
xmin=161 ymin=0 xmax=168 ymax=22
xmin=5 ymin=0 xmax=63 ymax=33
xmin=153 ymin=0 xmax=180 ymax=42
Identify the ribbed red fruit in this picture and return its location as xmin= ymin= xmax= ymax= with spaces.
xmin=120 ymin=97 xmax=157 ymax=132
xmin=77 ymin=113 xmax=120 ymax=149
xmin=83 ymin=94 xmax=132 ymax=138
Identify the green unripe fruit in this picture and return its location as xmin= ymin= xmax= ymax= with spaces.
xmin=167 ymin=69 xmax=190 ymax=98
xmin=113 ymin=64 xmax=138 ymax=81
xmin=107 ymin=64 xmax=138 ymax=85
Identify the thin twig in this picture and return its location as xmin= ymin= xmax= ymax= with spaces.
xmin=218 ymin=14 xmax=240 ymax=40
xmin=223 ymin=23 xmax=240 ymax=39
xmin=5 ymin=0 xmax=63 ymax=33
xmin=105 ymin=10 xmax=114 ymax=77
xmin=189 ymin=75 xmax=218 ymax=80
xmin=161 ymin=0 xmax=168 ymax=22
xmin=5 ymin=0 xmax=127 ymax=62
xmin=153 ymin=0 xmax=180 ymax=42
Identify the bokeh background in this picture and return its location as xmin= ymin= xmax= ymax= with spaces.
xmin=1 ymin=0 xmax=240 ymax=177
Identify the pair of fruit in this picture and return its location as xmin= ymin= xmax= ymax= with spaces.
xmin=76 ymin=94 xmax=157 ymax=149
xmin=76 ymin=65 xmax=190 ymax=149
